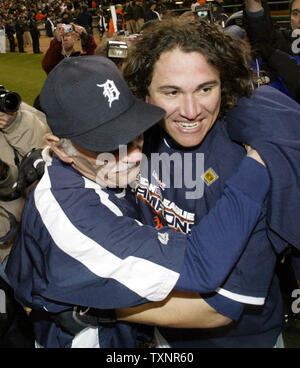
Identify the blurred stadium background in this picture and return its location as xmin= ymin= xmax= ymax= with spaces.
xmin=0 ymin=1 xmax=292 ymax=105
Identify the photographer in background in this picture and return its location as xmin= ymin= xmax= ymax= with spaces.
xmin=244 ymin=0 xmax=300 ymax=102
xmin=42 ymin=22 xmax=97 ymax=75
xmin=244 ymin=0 xmax=300 ymax=55
xmin=0 ymin=87 xmax=50 ymax=282
xmin=0 ymin=86 xmax=50 ymax=347
xmin=225 ymin=11 xmax=300 ymax=102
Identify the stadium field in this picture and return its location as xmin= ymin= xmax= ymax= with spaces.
xmin=0 ymin=34 xmax=101 ymax=106
xmin=0 ymin=53 xmax=46 ymax=106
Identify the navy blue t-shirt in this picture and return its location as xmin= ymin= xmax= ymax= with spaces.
xmin=137 ymin=118 xmax=282 ymax=348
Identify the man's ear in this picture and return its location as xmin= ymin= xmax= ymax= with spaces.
xmin=45 ymin=135 xmax=74 ymax=164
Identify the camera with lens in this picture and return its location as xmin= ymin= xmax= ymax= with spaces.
xmin=107 ymin=41 xmax=128 ymax=60
xmin=62 ymin=24 xmax=73 ymax=34
xmin=193 ymin=3 xmax=213 ymax=22
xmin=106 ymin=41 xmax=128 ymax=59
xmin=106 ymin=40 xmax=129 ymax=68
xmin=0 ymin=85 xmax=21 ymax=114
xmin=193 ymin=1 xmax=227 ymax=27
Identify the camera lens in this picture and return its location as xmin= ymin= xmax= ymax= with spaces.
xmin=1 ymin=92 xmax=21 ymax=113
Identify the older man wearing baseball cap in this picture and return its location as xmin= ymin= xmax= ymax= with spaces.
xmin=6 ymin=55 xmax=270 ymax=348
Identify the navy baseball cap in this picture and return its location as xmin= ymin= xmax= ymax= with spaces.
xmin=40 ymin=55 xmax=165 ymax=152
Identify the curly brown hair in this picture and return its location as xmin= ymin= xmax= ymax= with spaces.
xmin=123 ymin=18 xmax=254 ymax=119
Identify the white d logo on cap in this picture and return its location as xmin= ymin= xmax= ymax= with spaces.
xmin=97 ymin=80 xmax=120 ymax=108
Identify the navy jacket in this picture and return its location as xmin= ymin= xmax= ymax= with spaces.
xmin=227 ymin=85 xmax=300 ymax=253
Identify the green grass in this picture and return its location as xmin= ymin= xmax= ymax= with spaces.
xmin=0 ymin=53 xmax=47 ymax=106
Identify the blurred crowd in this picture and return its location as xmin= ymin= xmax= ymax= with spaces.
xmin=0 ymin=0 xmax=179 ymax=33
xmin=0 ymin=0 xmax=177 ymax=53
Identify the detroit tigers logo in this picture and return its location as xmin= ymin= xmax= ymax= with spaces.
xmin=97 ymin=80 xmax=120 ymax=107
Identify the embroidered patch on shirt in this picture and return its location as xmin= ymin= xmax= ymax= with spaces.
xmin=201 ymin=168 xmax=219 ymax=186
xmin=158 ymin=232 xmax=169 ymax=245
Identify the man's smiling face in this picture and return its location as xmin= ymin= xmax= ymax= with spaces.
xmin=146 ymin=47 xmax=221 ymax=148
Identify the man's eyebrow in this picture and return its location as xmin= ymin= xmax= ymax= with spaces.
xmin=195 ymin=80 xmax=220 ymax=89
xmin=157 ymin=85 xmax=181 ymax=91
xmin=157 ymin=80 xmax=220 ymax=91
